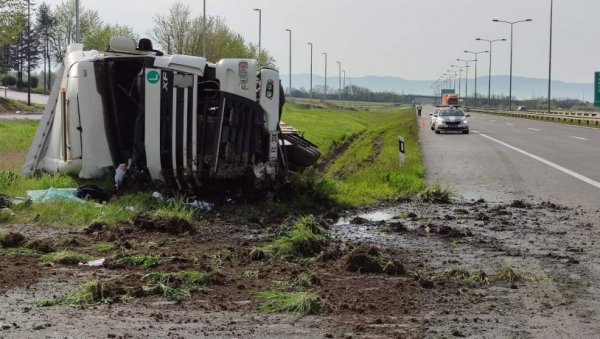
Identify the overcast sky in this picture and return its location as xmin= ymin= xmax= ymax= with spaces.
xmin=42 ymin=0 xmax=599 ymax=84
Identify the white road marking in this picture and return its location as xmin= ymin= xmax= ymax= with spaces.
xmin=570 ymin=136 xmax=588 ymax=141
xmin=506 ymin=123 xmax=514 ymax=126
xmin=474 ymin=131 xmax=600 ymax=191
xmin=528 ymin=128 xmax=541 ymax=132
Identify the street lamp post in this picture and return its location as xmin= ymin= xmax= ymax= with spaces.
xmin=464 ymin=50 xmax=489 ymax=107
xmin=342 ymin=69 xmax=346 ymax=105
xmin=493 ymin=18 xmax=533 ymax=110
xmin=308 ymin=43 xmax=313 ymax=102
xmin=203 ymin=0 xmax=207 ymax=57
xmin=75 ymin=0 xmax=80 ymax=43
xmin=253 ymin=9 xmax=261 ymax=60
xmin=476 ymin=38 xmax=506 ymax=108
xmin=336 ymin=61 xmax=341 ymax=101
xmin=451 ymin=65 xmax=467 ymax=100
xmin=285 ymin=29 xmax=292 ymax=96
xmin=456 ymin=59 xmax=476 ymax=107
xmin=323 ymin=52 xmax=327 ymax=102
xmin=548 ymin=0 xmax=553 ymax=113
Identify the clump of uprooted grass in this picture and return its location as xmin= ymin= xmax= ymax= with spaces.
xmin=412 ymin=266 xmax=541 ymax=289
xmin=419 ymin=183 xmax=455 ymax=204
xmin=141 ymin=271 xmax=209 ymax=300
xmin=256 ymin=290 xmax=324 ymax=316
xmin=114 ymin=255 xmax=161 ymax=269
xmin=62 ymin=280 xmax=110 ymax=308
xmin=262 ymin=215 xmax=329 ymax=259
xmin=40 ymin=250 xmax=94 ymax=265
xmin=343 ymin=245 xmax=404 ymax=275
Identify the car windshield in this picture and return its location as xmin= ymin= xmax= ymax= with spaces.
xmin=439 ymin=109 xmax=465 ymax=117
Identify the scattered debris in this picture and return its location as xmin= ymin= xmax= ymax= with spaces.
xmin=26 ymin=188 xmax=84 ymax=204
xmin=187 ymin=200 xmax=213 ymax=212
xmin=1 ymin=232 xmax=25 ymax=248
xmin=79 ymin=258 xmax=106 ymax=267
xmin=132 ymin=213 xmax=195 ymax=235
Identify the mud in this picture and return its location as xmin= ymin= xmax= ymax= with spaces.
xmin=0 ymin=198 xmax=598 ymax=337
xmin=131 ymin=213 xmax=196 ymax=235
xmin=1 ymin=231 xmax=25 ymax=247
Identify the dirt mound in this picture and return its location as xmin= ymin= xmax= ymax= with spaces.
xmin=26 ymin=239 xmax=55 ymax=253
xmin=385 ymin=222 xmax=407 ymax=233
xmin=318 ymin=243 xmax=345 ymax=262
xmin=1 ymin=232 xmax=25 ymax=248
xmin=132 ymin=213 xmax=195 ymax=235
xmin=343 ymin=245 xmax=404 ymax=275
xmin=510 ymin=200 xmax=532 ymax=209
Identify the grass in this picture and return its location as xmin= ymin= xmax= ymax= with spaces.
xmin=0 ymin=246 xmax=39 ymax=256
xmin=62 ymin=280 xmax=109 ymax=308
xmin=84 ymin=242 xmax=115 ymax=252
xmin=0 ymin=120 xmax=38 ymax=172
xmin=264 ymin=215 xmax=328 ymax=259
xmin=419 ymin=183 xmax=455 ymax=204
xmin=283 ymin=102 xmax=425 ymax=206
xmin=0 ymin=97 xmax=44 ymax=114
xmin=39 ymin=250 xmax=94 ymax=265
xmin=256 ymin=290 xmax=323 ymax=316
xmin=116 ymin=255 xmax=161 ymax=269
xmin=141 ymin=271 xmax=209 ymax=300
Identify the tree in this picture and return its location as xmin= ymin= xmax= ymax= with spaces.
xmin=10 ymin=27 xmax=43 ymax=85
xmin=36 ymin=2 xmax=55 ymax=90
xmin=151 ymin=1 xmax=275 ymax=68
xmin=84 ymin=24 xmax=136 ymax=51
xmin=0 ymin=0 xmax=26 ymax=46
xmin=50 ymin=0 xmax=101 ymax=62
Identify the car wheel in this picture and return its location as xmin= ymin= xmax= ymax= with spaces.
xmin=430 ymin=126 xmax=434 ymax=130
xmin=435 ymin=130 xmax=441 ymax=134
xmin=462 ymin=130 xmax=469 ymax=134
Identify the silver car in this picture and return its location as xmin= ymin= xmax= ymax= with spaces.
xmin=429 ymin=108 xmax=441 ymax=130
xmin=433 ymin=108 xmax=470 ymax=134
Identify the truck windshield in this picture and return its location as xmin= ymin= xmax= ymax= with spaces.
xmin=439 ymin=109 xmax=464 ymax=117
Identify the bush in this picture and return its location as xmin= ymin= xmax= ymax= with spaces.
xmin=17 ymin=76 xmax=39 ymax=89
xmin=1 ymin=75 xmax=17 ymax=86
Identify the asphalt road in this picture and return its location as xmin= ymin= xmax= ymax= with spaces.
xmin=0 ymin=86 xmax=49 ymax=105
xmin=419 ymin=105 xmax=600 ymax=210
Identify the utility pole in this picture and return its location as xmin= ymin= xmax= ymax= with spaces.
xmin=342 ymin=69 xmax=346 ymax=105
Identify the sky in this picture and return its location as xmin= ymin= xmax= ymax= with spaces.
xmin=40 ymin=0 xmax=600 ymax=84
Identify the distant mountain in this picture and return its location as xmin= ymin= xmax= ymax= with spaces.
xmin=281 ymin=74 xmax=593 ymax=101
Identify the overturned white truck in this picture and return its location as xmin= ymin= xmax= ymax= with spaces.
xmin=24 ymin=38 xmax=320 ymax=192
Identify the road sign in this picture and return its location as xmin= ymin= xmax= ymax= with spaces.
xmin=441 ymin=89 xmax=455 ymax=94
xmin=595 ymin=72 xmax=600 ymax=107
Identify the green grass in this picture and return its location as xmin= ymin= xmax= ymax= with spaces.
xmin=0 ymin=246 xmax=39 ymax=256
xmin=62 ymin=280 xmax=109 ymax=308
xmin=84 ymin=242 xmax=115 ymax=252
xmin=264 ymin=215 xmax=328 ymax=259
xmin=256 ymin=291 xmax=323 ymax=316
xmin=141 ymin=271 xmax=209 ymax=300
xmin=0 ymin=97 xmax=44 ymax=113
xmin=39 ymin=250 xmax=94 ymax=265
xmin=420 ymin=183 xmax=455 ymax=204
xmin=116 ymin=255 xmax=161 ymax=269
xmin=0 ymin=120 xmax=38 ymax=172
xmin=283 ymin=103 xmax=425 ymax=206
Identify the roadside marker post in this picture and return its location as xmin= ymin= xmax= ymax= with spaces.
xmin=398 ymin=136 xmax=405 ymax=166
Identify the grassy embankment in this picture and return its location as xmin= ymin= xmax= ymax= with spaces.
xmin=0 ymin=101 xmax=425 ymax=227
xmin=0 ymin=97 xmax=45 ymax=113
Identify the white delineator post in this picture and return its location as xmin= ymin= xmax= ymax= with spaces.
xmin=398 ymin=136 xmax=405 ymax=165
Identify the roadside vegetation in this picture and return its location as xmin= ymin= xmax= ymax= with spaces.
xmin=0 ymin=97 xmax=45 ymax=114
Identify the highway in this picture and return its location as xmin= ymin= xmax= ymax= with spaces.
xmin=420 ymin=105 xmax=600 ymax=210
xmin=0 ymin=86 xmax=49 ymax=105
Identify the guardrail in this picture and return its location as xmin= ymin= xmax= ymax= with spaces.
xmin=470 ymin=109 xmax=600 ymax=127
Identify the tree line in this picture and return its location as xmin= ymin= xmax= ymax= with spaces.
xmin=0 ymin=1 xmax=274 ymax=91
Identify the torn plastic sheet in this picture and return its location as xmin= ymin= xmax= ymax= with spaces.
xmin=26 ymin=188 xmax=85 ymax=204
xmin=79 ymin=258 xmax=105 ymax=267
